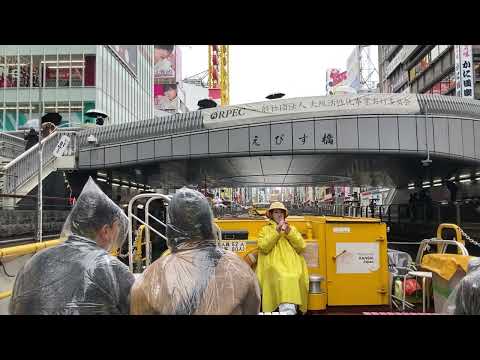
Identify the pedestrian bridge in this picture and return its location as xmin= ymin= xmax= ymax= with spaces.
xmin=3 ymin=94 xmax=480 ymax=195
xmin=76 ymin=94 xmax=480 ymax=188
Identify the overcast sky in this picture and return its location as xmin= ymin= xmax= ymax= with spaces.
xmin=180 ymin=45 xmax=376 ymax=105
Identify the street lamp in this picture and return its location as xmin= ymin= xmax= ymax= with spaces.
xmin=266 ymin=92 xmax=285 ymax=100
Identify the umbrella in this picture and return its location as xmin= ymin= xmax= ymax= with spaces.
xmin=41 ymin=112 xmax=62 ymax=125
xmin=197 ymin=99 xmax=218 ymax=109
xmin=85 ymin=109 xmax=109 ymax=118
xmin=266 ymin=92 xmax=285 ymax=100
xmin=19 ymin=118 xmax=39 ymax=130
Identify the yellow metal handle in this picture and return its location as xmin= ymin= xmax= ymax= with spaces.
xmin=436 ymin=223 xmax=463 ymax=243
xmin=436 ymin=223 xmax=464 ymax=254
xmin=0 ymin=239 xmax=62 ymax=260
xmin=0 ymin=290 xmax=12 ymax=300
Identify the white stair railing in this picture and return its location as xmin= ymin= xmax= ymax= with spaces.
xmin=0 ymin=133 xmax=25 ymax=160
xmin=0 ymin=132 xmax=25 ymax=148
xmin=1 ymin=131 xmax=77 ymax=196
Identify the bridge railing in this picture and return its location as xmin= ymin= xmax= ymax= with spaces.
xmin=1 ymin=131 xmax=77 ymax=195
xmin=417 ymin=94 xmax=480 ymax=119
xmin=211 ymin=201 xmax=479 ymax=227
xmin=77 ymin=111 xmax=204 ymax=148
xmin=288 ymin=204 xmax=390 ymax=218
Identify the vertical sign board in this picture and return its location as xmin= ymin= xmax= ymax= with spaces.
xmin=455 ymin=45 xmax=474 ymax=98
xmin=455 ymin=45 xmax=461 ymax=96
xmin=53 ymin=135 xmax=71 ymax=158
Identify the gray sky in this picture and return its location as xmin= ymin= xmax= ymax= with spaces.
xmin=180 ymin=45 xmax=369 ymax=105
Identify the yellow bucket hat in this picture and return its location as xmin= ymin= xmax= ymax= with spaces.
xmin=266 ymin=202 xmax=288 ymax=218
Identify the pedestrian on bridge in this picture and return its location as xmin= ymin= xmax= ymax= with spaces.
xmin=9 ymin=177 xmax=135 ymax=315
xmin=256 ymin=202 xmax=309 ymax=315
xmin=24 ymin=128 xmax=39 ymax=151
xmin=130 ymin=187 xmax=261 ymax=315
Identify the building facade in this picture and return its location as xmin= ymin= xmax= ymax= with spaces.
xmin=0 ymin=45 xmax=154 ymax=131
xmin=378 ymin=45 xmax=480 ymax=98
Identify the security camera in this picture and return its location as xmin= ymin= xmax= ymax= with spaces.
xmin=421 ymin=159 xmax=432 ymax=167
xmin=87 ymin=135 xmax=98 ymax=144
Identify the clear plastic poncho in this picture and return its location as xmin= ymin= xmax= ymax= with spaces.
xmin=130 ymin=187 xmax=261 ymax=315
xmin=444 ymin=257 xmax=480 ymax=315
xmin=61 ymin=177 xmax=129 ymax=252
xmin=9 ymin=177 xmax=134 ymax=315
xmin=388 ymin=249 xmax=413 ymax=276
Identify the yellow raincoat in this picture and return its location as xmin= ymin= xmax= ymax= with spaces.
xmin=256 ymin=220 xmax=309 ymax=313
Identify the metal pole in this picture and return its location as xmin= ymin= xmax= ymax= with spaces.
xmin=37 ymin=63 xmax=44 ymax=243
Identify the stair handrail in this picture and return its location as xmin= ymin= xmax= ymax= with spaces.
xmin=0 ymin=132 xmax=25 ymax=148
xmin=1 ymin=131 xmax=77 ymax=195
xmin=0 ymin=133 xmax=25 ymax=160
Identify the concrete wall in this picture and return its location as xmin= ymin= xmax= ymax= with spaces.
xmin=0 ymin=210 xmax=69 ymax=239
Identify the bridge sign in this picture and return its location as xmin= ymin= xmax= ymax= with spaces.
xmin=53 ymin=135 xmax=71 ymax=158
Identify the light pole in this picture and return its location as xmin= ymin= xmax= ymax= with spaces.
xmin=37 ymin=63 xmax=45 ymax=243
xmin=36 ymin=65 xmax=61 ymax=243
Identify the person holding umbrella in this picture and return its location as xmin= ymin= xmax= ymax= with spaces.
xmin=24 ymin=128 xmax=39 ymax=151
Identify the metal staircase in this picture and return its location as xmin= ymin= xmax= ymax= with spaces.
xmin=0 ymin=131 xmax=77 ymax=208
xmin=0 ymin=133 xmax=25 ymax=162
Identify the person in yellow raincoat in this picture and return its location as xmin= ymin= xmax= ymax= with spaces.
xmin=256 ymin=202 xmax=309 ymax=314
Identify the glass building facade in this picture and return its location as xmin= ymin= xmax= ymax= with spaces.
xmin=0 ymin=45 xmax=154 ymax=131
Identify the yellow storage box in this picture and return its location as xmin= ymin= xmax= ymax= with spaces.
xmin=214 ymin=215 xmax=389 ymax=309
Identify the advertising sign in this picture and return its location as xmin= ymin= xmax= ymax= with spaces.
xmin=154 ymin=45 xmax=184 ymax=112
xmin=335 ymin=242 xmax=380 ymax=274
xmin=154 ymin=45 xmax=178 ymax=83
xmin=326 ymin=68 xmax=348 ymax=94
xmin=154 ymin=83 xmax=179 ymax=112
xmin=454 ymin=45 xmax=474 ymax=98
xmin=109 ymin=45 xmax=138 ymax=75
xmin=53 ymin=135 xmax=71 ymax=158
xmin=202 ymin=94 xmax=421 ymax=128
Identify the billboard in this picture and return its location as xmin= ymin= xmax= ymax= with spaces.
xmin=154 ymin=45 xmax=185 ymax=112
xmin=326 ymin=68 xmax=348 ymax=94
xmin=109 ymin=45 xmax=138 ymax=75
xmin=154 ymin=83 xmax=186 ymax=113
xmin=455 ymin=45 xmax=474 ymax=98
xmin=154 ymin=45 xmax=182 ymax=84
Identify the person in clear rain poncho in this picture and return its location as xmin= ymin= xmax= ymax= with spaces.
xmin=444 ymin=257 xmax=480 ymax=315
xmin=9 ymin=177 xmax=135 ymax=315
xmin=130 ymin=187 xmax=261 ymax=315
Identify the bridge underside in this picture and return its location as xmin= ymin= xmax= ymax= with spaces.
xmin=104 ymin=153 xmax=479 ymax=189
